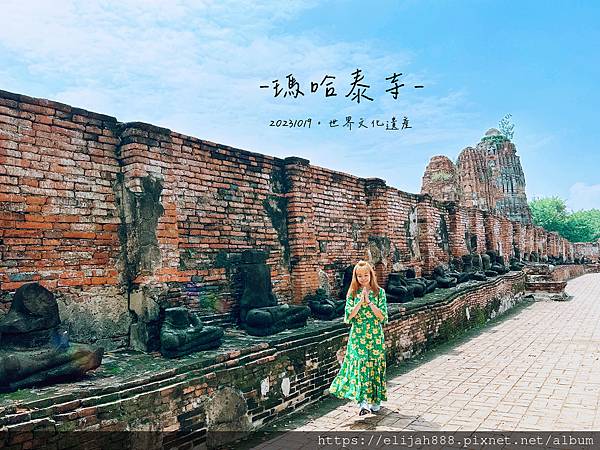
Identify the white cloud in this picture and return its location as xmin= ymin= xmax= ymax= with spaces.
xmin=0 ymin=0 xmax=479 ymax=193
xmin=567 ymin=183 xmax=600 ymax=211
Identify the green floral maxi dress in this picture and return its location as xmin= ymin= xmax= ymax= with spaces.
xmin=329 ymin=287 xmax=389 ymax=404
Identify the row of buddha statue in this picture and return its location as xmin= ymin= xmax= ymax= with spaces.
xmin=0 ymin=248 xmax=582 ymax=392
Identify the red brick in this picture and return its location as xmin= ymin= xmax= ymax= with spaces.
xmin=0 ymin=193 xmax=26 ymax=202
xmin=1 ymin=281 xmax=26 ymax=290
xmin=57 ymin=278 xmax=84 ymax=287
xmin=62 ymin=231 xmax=96 ymax=239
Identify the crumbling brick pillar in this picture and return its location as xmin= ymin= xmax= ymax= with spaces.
xmin=283 ymin=157 xmax=320 ymax=302
xmin=365 ymin=178 xmax=391 ymax=286
xmin=116 ymin=123 xmax=181 ymax=286
xmin=446 ymin=202 xmax=468 ymax=258
xmin=116 ymin=122 xmax=183 ymax=351
xmin=512 ymin=221 xmax=523 ymax=258
xmin=535 ymin=227 xmax=547 ymax=258
xmin=542 ymin=230 xmax=549 ymax=259
xmin=560 ymin=237 xmax=569 ymax=259
xmin=567 ymin=241 xmax=575 ymax=261
xmin=483 ymin=212 xmax=500 ymax=253
xmin=416 ymin=194 xmax=439 ymax=273
xmin=524 ymin=224 xmax=534 ymax=255
xmin=467 ymin=208 xmax=486 ymax=254
xmin=548 ymin=232 xmax=559 ymax=257
xmin=499 ymin=217 xmax=513 ymax=257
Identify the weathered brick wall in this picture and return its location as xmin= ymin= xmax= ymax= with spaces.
xmin=0 ymin=91 xmax=129 ymax=348
xmin=550 ymin=264 xmax=591 ymax=281
xmin=524 ymin=224 xmax=535 ymax=255
xmin=384 ymin=272 xmax=527 ymax=363
xmin=548 ymin=232 xmax=560 ymax=257
xmin=483 ymin=213 xmax=501 ymax=253
xmin=512 ymin=221 xmax=523 ymax=257
xmin=466 ymin=207 xmax=486 ymax=254
xmin=446 ymin=203 xmax=468 ymax=258
xmin=558 ymin=237 xmax=569 ymax=259
xmin=384 ymin=188 xmax=421 ymax=272
xmin=574 ymin=241 xmax=600 ymax=261
xmin=118 ymin=123 xmax=290 ymax=300
xmin=499 ymin=217 xmax=513 ymax=258
xmin=535 ymin=226 xmax=547 ymax=257
xmin=311 ymin=166 xmax=368 ymax=298
xmin=0 ymin=89 xmax=587 ymax=349
xmin=416 ymin=196 xmax=451 ymax=273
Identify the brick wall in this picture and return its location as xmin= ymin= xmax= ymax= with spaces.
xmin=574 ymin=241 xmax=600 ymax=261
xmin=524 ymin=224 xmax=534 ymax=256
xmin=499 ymin=217 xmax=513 ymax=257
xmin=446 ymin=202 xmax=468 ymax=258
xmin=466 ymin=207 xmax=486 ymax=254
xmin=0 ymin=89 xmax=589 ymax=349
xmin=551 ymin=264 xmax=590 ymax=282
xmin=0 ymin=91 xmax=129 ymax=348
xmin=416 ymin=196 xmax=451 ymax=273
xmin=512 ymin=221 xmax=523 ymax=257
xmin=483 ymin=212 xmax=501 ymax=253
xmin=384 ymin=187 xmax=421 ymax=273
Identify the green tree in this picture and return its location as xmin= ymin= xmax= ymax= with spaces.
xmin=529 ymin=197 xmax=600 ymax=242
xmin=529 ymin=197 xmax=568 ymax=232
xmin=568 ymin=210 xmax=600 ymax=242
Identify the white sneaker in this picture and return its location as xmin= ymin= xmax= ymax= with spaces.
xmin=358 ymin=401 xmax=370 ymax=416
xmin=369 ymin=403 xmax=381 ymax=412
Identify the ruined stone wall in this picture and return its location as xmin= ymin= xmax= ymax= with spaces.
xmin=446 ymin=203 xmax=469 ymax=258
xmin=512 ymin=221 xmax=523 ymax=258
xmin=384 ymin=187 xmax=421 ymax=272
xmin=574 ymin=241 xmax=600 ymax=261
xmin=363 ymin=180 xmax=422 ymax=286
xmin=547 ymin=232 xmax=560 ymax=258
xmin=311 ymin=165 xmax=368 ymax=298
xmin=535 ymin=226 xmax=547 ymax=257
xmin=0 ymin=90 xmax=585 ymax=348
xmin=483 ymin=213 xmax=501 ymax=253
xmin=524 ymin=224 xmax=535 ymax=255
xmin=550 ymin=264 xmax=590 ymax=282
xmin=416 ymin=197 xmax=451 ymax=273
xmin=465 ymin=207 xmax=486 ymax=254
xmin=0 ymin=91 xmax=129 ymax=348
xmin=499 ymin=217 xmax=513 ymax=258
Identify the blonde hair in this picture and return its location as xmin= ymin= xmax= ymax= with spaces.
xmin=347 ymin=260 xmax=381 ymax=300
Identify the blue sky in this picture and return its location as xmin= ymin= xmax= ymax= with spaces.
xmin=1 ymin=0 xmax=598 ymax=210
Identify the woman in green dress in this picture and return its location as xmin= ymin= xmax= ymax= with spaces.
xmin=329 ymin=260 xmax=388 ymax=415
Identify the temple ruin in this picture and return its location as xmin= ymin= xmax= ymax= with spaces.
xmin=1 ymin=89 xmax=598 ymax=447
xmin=422 ymin=128 xmax=532 ymax=224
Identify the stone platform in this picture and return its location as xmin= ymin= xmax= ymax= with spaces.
xmin=0 ymin=268 xmax=594 ymax=449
